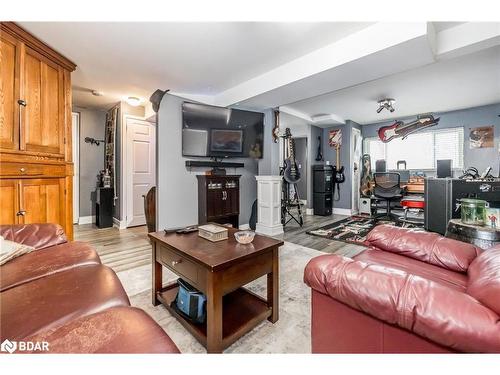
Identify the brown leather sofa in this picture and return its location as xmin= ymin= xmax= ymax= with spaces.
xmin=0 ymin=223 xmax=180 ymax=353
xmin=304 ymin=224 xmax=500 ymax=353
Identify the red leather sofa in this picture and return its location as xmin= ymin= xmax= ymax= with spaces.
xmin=304 ymin=224 xmax=500 ymax=353
xmin=0 ymin=223 xmax=179 ymax=354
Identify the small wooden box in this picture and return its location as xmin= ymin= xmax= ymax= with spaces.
xmin=198 ymin=224 xmax=228 ymax=242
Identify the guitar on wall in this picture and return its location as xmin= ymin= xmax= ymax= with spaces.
xmin=332 ymin=143 xmax=345 ymax=201
xmin=283 ymin=128 xmax=301 ymax=184
xmin=378 ymin=114 xmax=440 ymax=143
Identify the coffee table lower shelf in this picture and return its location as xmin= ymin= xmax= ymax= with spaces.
xmin=157 ymin=283 xmax=272 ymax=350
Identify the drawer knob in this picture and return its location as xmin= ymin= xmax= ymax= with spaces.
xmin=20 ymin=167 xmax=26 ymax=173
xmin=171 ymin=259 xmax=182 ymax=267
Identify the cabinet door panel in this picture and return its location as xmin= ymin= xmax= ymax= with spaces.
xmin=0 ymin=179 xmax=20 ymax=225
xmin=20 ymin=178 xmax=64 ymax=226
xmin=0 ymin=34 xmax=20 ymax=151
xmin=22 ymin=48 xmax=64 ymax=156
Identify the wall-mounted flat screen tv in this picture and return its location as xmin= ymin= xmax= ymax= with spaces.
xmin=182 ymin=102 xmax=264 ymax=159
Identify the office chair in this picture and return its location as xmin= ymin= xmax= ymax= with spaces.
xmin=372 ymin=172 xmax=403 ymax=220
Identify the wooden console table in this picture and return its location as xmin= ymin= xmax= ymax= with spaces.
xmin=149 ymin=228 xmax=283 ymax=353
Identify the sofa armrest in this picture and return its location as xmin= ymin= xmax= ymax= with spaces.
xmin=0 ymin=224 xmax=67 ymax=250
xmin=304 ymin=254 xmax=500 ymax=353
xmin=365 ymin=224 xmax=481 ymax=273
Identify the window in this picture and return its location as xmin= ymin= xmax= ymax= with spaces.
xmin=363 ymin=127 xmax=464 ymax=170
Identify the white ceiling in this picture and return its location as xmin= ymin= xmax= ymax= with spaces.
xmin=18 ymin=22 xmax=371 ymax=109
xmin=286 ymin=45 xmax=500 ymax=125
xmin=17 ymin=21 xmax=500 ymax=121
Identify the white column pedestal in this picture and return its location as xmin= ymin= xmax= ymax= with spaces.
xmin=255 ymin=176 xmax=283 ymax=236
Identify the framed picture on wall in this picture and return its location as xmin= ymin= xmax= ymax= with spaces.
xmin=329 ymin=129 xmax=342 ymax=148
xmin=469 ymin=126 xmax=494 ymax=149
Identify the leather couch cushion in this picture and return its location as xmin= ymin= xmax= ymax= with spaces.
xmin=304 ymin=254 xmax=500 ymax=353
xmin=354 ymin=248 xmax=468 ymax=291
xmin=0 ymin=241 xmax=101 ymax=292
xmin=467 ymin=245 xmax=500 ymax=315
xmin=0 ymin=265 xmax=130 ymax=340
xmin=365 ymin=224 xmax=481 ymax=273
xmin=25 ymin=307 xmax=180 ymax=353
xmin=0 ymin=224 xmax=67 ymax=250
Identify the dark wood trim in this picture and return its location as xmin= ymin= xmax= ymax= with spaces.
xmin=1 ymin=22 xmax=76 ymax=71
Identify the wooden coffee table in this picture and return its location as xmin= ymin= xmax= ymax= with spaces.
xmin=149 ymin=228 xmax=283 ymax=353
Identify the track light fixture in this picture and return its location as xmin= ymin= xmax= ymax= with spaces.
xmin=376 ymin=98 xmax=396 ymax=113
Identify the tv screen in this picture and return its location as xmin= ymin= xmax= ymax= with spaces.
xmin=182 ymin=102 xmax=264 ymax=159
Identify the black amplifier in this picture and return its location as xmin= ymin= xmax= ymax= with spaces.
xmin=424 ymin=178 xmax=500 ymax=235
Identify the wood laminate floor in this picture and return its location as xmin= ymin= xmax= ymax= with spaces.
xmin=74 ymin=224 xmax=151 ymax=272
xmin=74 ymin=213 xmax=365 ymax=273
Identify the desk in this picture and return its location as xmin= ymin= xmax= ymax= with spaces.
xmin=402 ymin=178 xmax=425 ymax=194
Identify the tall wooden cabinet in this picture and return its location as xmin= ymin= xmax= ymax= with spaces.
xmin=0 ymin=22 xmax=76 ymax=239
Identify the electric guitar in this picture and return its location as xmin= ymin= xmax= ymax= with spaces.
xmin=283 ymin=128 xmax=301 ymax=184
xmin=315 ymin=135 xmax=323 ymax=161
xmin=378 ymin=114 xmax=440 ymax=143
xmin=333 ymin=144 xmax=345 ymax=183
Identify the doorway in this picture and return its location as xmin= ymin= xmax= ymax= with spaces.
xmin=125 ymin=116 xmax=156 ymax=227
xmin=72 ymin=112 xmax=80 ymax=224
xmin=293 ymin=137 xmax=308 ymax=205
xmin=351 ymin=127 xmax=362 ymax=214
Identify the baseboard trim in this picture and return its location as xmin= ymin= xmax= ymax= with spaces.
xmin=332 ymin=208 xmax=352 ymax=216
xmin=78 ymin=216 xmax=94 ymax=225
xmin=113 ymin=217 xmax=127 ymax=230
xmin=239 ymin=223 xmax=250 ymax=230
xmin=305 ymin=208 xmax=314 ymax=216
xmin=256 ymin=223 xmax=284 ymax=236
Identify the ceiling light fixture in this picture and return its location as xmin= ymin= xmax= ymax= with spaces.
xmin=376 ymin=98 xmax=396 ymax=113
xmin=126 ymin=96 xmax=142 ymax=107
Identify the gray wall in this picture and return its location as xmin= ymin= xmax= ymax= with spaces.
xmin=361 ymin=103 xmax=500 ymax=177
xmin=157 ymin=94 xmax=262 ymax=230
xmin=322 ymin=120 xmax=361 ymax=210
xmin=279 ymin=112 xmax=316 ymax=209
xmin=293 ymin=137 xmax=308 ymax=200
xmin=75 ymin=107 xmax=106 ymax=217
xmin=257 ymin=108 xmax=280 ymax=175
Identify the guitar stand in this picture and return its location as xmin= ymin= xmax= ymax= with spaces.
xmin=281 ymin=178 xmax=304 ymax=227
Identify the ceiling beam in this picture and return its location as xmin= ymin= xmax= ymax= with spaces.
xmin=214 ymin=22 xmax=432 ymax=108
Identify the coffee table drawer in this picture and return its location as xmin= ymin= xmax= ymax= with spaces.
xmin=158 ymin=245 xmax=199 ymax=284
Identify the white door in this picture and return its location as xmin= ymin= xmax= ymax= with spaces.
xmin=351 ymin=128 xmax=362 ymax=214
xmin=72 ymin=112 xmax=80 ymax=224
xmin=126 ymin=118 xmax=156 ymax=227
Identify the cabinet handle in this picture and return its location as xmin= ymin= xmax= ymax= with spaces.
xmin=17 ymin=100 xmax=26 ymax=132
xmin=16 ymin=210 xmax=26 ymax=217
xmin=171 ymin=259 xmax=182 ymax=267
xmin=17 ymin=99 xmax=26 ymax=149
xmin=222 ymin=191 xmax=227 ymax=200
xmin=20 ymin=167 xmax=26 ymax=173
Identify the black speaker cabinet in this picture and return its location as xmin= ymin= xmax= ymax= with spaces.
xmin=436 ymin=159 xmax=452 ymax=178
xmin=313 ymin=165 xmax=333 ymax=193
xmin=313 ymin=193 xmax=332 ymax=216
xmin=375 ymin=159 xmax=387 ymax=173
xmin=96 ymin=187 xmax=114 ymax=229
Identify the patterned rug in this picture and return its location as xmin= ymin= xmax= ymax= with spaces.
xmin=307 ymin=215 xmax=404 ymax=244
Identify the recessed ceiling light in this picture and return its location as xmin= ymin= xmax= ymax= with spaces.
xmin=126 ymin=96 xmax=142 ymax=107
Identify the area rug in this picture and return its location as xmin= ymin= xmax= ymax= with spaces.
xmin=307 ymin=215 xmax=397 ymax=244
xmin=127 ymin=241 xmax=322 ymax=353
